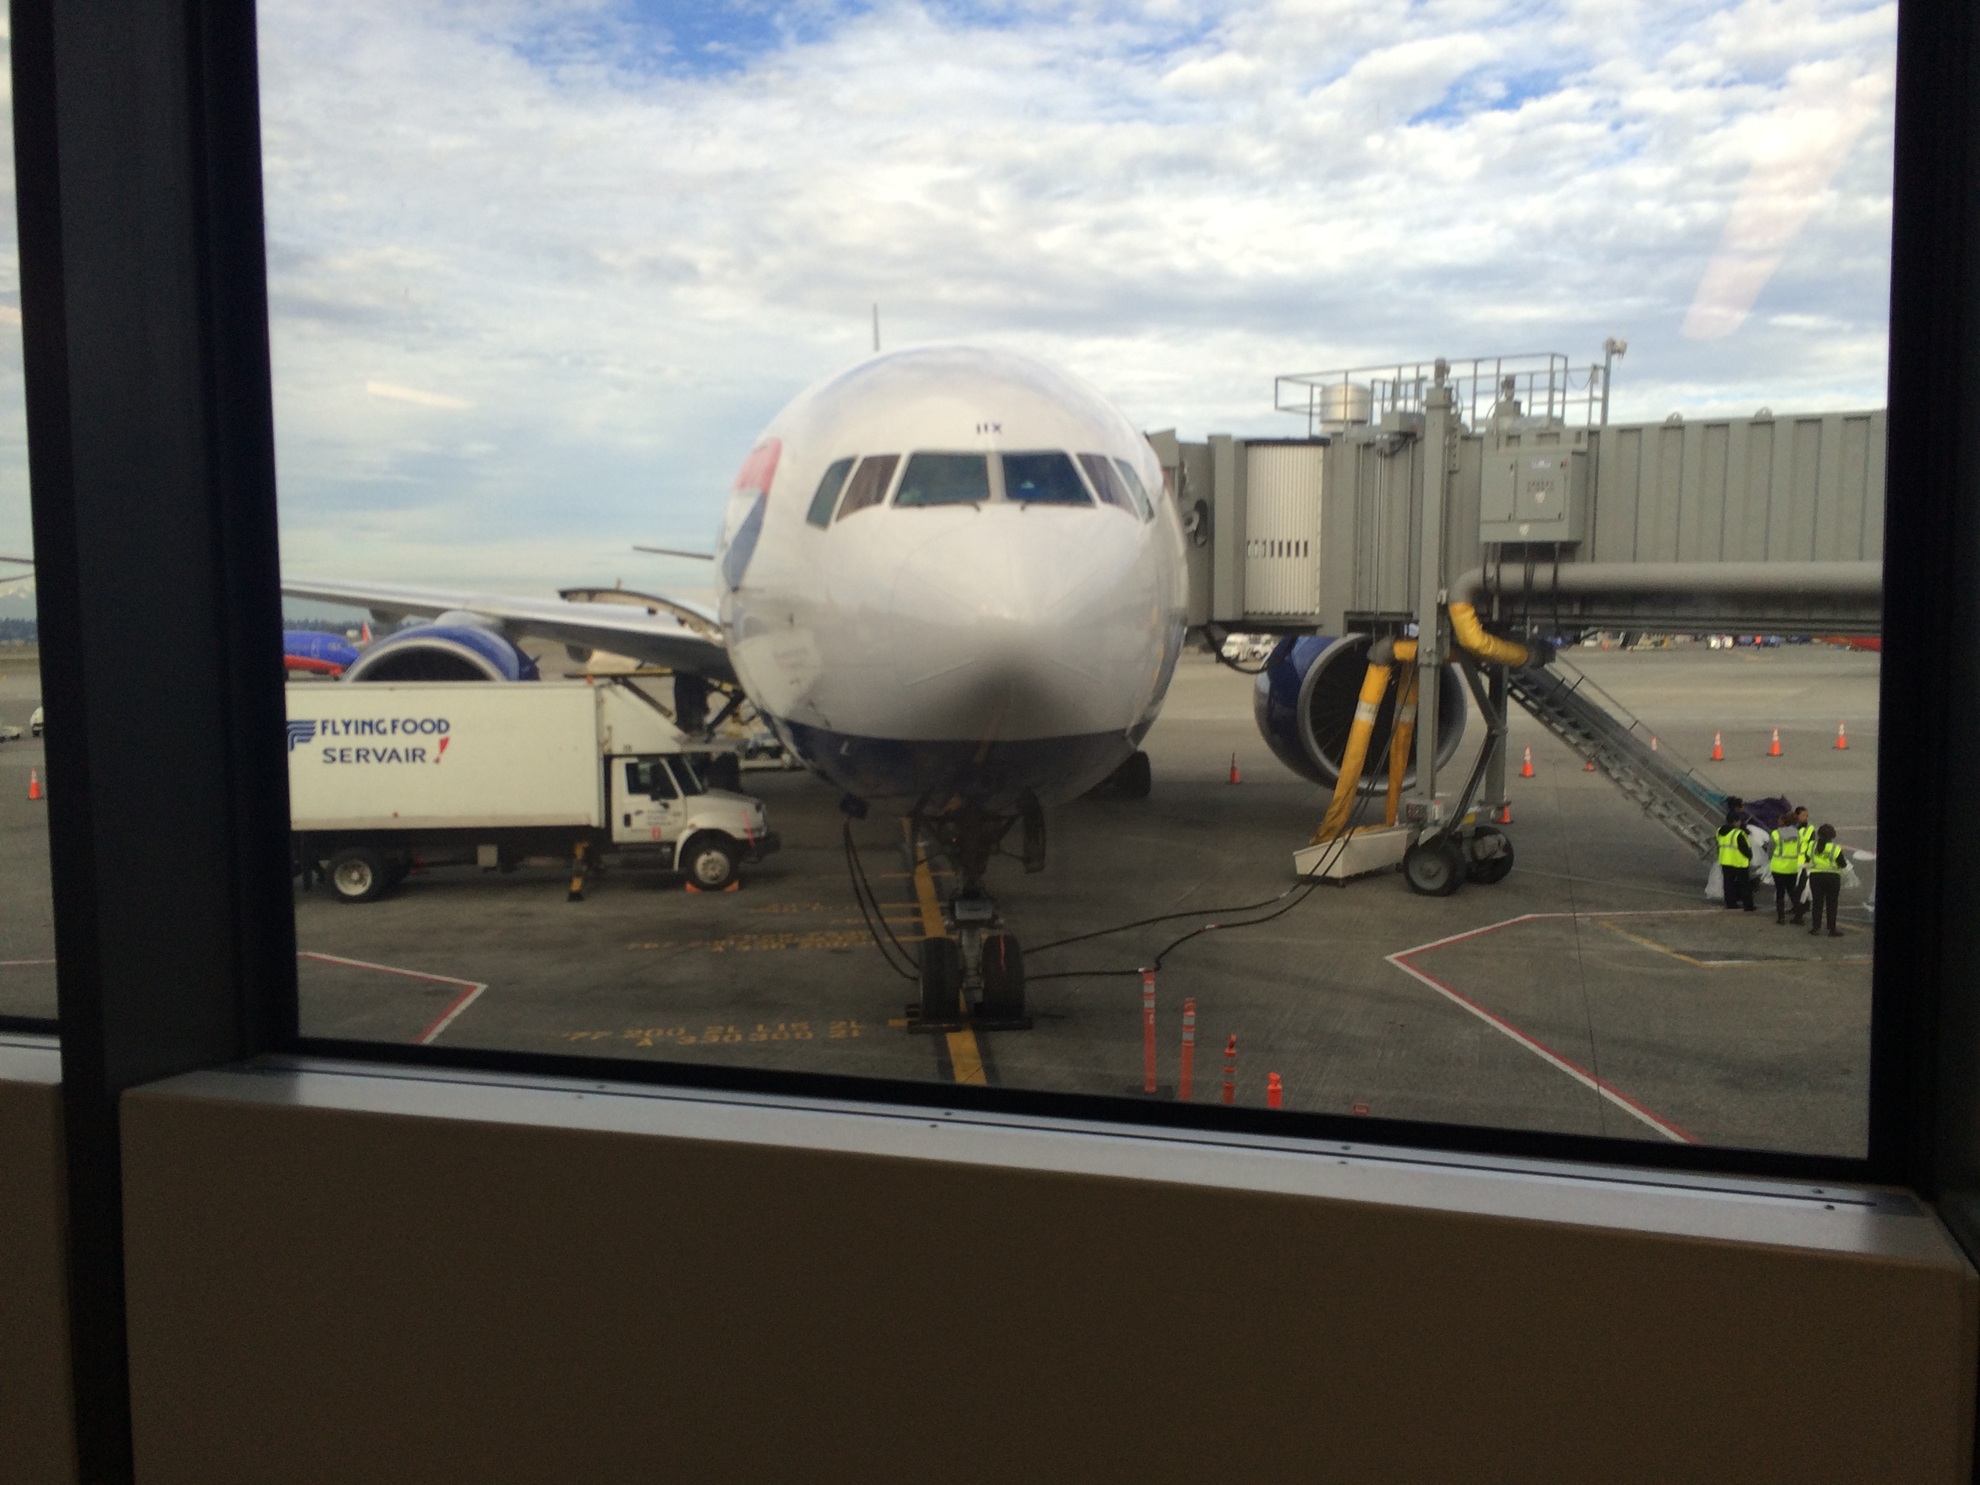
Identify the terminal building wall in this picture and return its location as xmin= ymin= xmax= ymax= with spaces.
xmin=106 ymin=1064 xmax=1977 ymax=1484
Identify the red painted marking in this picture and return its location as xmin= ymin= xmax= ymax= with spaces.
xmin=437 ymin=736 xmax=450 ymax=759
xmin=732 ymin=438 xmax=782 ymax=494
xmin=1384 ymin=912 xmax=1703 ymax=1145
xmin=298 ymin=951 xmax=487 ymax=1045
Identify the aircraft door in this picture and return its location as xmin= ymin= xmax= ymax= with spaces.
xmin=614 ymin=755 xmax=686 ymax=844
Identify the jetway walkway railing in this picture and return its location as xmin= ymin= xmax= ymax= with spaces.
xmin=1504 ymin=658 xmax=1727 ymax=859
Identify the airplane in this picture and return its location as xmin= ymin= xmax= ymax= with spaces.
xmin=285 ymin=345 xmax=1191 ymax=1023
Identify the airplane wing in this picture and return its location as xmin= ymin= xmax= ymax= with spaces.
xmin=282 ymin=578 xmax=736 ymax=684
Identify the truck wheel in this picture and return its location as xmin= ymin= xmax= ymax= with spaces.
xmin=682 ymin=835 xmax=738 ymax=890
xmin=325 ymin=847 xmax=389 ymax=904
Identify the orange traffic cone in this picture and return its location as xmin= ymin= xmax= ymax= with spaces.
xmin=1519 ymin=745 xmax=1534 ymax=779
xmin=1835 ymin=722 xmax=1848 ymax=750
xmin=1495 ymin=802 xmax=1512 ymax=825
xmin=1768 ymin=727 xmax=1783 ymax=757
xmin=26 ymin=768 xmax=39 ymax=801
xmin=1650 ymin=734 xmax=1659 ymax=752
xmin=1266 ymin=1072 xmax=1283 ymax=1110
xmin=1583 ymin=758 xmax=1596 ymax=772
xmin=1227 ymin=752 xmax=1241 ymax=785
xmin=1710 ymin=731 xmax=1724 ymax=761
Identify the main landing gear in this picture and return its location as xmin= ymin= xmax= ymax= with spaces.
xmin=910 ymin=796 xmax=1044 ymax=1032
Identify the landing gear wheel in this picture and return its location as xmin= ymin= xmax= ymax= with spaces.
xmin=1464 ymin=827 xmax=1515 ymax=885
xmin=979 ymin=931 xmax=1026 ymax=1021
xmin=325 ymin=847 xmax=389 ymax=904
xmin=918 ymin=937 xmax=964 ymax=1025
xmin=1083 ymin=750 xmax=1152 ymax=800
xmin=1117 ymin=751 xmax=1152 ymax=799
xmin=683 ymin=836 xmax=738 ymax=889
xmin=1403 ymin=838 xmax=1465 ymax=897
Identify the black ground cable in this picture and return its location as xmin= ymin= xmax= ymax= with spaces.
xmin=1027 ymin=747 xmax=1386 ymax=957
xmin=1026 ymin=767 xmax=1387 ymax=982
xmin=842 ymin=822 xmax=918 ymax=981
xmin=847 ymin=823 xmax=919 ymax=977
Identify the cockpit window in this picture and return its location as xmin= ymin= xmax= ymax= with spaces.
xmin=895 ymin=452 xmax=991 ymax=506
xmin=805 ymin=457 xmax=856 ymax=527
xmin=1003 ymin=452 xmax=1092 ymax=506
xmin=1077 ymin=454 xmax=1138 ymax=515
xmin=1112 ymin=457 xmax=1155 ymax=521
xmin=835 ymin=454 xmax=899 ymax=520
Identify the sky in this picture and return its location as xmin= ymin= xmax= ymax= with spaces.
xmin=0 ymin=0 xmax=1904 ymax=609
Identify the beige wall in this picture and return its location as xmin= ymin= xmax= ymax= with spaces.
xmin=122 ymin=1067 xmax=1976 ymax=1485
xmin=0 ymin=1039 xmax=74 ymax=1485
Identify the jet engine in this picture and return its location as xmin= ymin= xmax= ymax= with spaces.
xmin=1252 ymin=634 xmax=1465 ymax=789
xmin=341 ymin=613 xmax=539 ymax=683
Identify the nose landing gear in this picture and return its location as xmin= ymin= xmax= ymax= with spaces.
xmin=908 ymin=798 xmax=1041 ymax=1032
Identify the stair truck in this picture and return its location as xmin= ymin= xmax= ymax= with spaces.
xmin=287 ymin=679 xmax=778 ymax=902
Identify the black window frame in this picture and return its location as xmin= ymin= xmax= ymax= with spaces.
xmin=15 ymin=0 xmax=1980 ymax=1474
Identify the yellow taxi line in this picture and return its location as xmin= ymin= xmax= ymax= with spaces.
xmin=909 ymin=836 xmax=986 ymax=1087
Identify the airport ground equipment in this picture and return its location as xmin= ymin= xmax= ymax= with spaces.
xmin=1156 ymin=348 xmax=1885 ymax=890
xmin=287 ymin=679 xmax=777 ymax=903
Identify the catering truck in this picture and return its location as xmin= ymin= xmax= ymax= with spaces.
xmin=287 ymin=679 xmax=778 ymax=902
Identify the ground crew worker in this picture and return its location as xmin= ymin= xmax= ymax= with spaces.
xmin=1790 ymin=805 xmax=1813 ymax=916
xmin=1717 ymin=798 xmax=1756 ymax=912
xmin=1770 ymin=805 xmax=1808 ymax=925
xmin=1806 ymin=824 xmax=1847 ymax=937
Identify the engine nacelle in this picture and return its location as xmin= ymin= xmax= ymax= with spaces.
xmin=341 ymin=615 xmax=539 ymax=683
xmin=1253 ymin=634 xmax=1466 ymax=789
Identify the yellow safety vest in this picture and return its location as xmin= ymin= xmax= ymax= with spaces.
xmin=1716 ymin=826 xmax=1750 ymax=868
xmin=1769 ymin=829 xmax=1804 ymax=874
xmin=1806 ymin=841 xmax=1845 ymax=875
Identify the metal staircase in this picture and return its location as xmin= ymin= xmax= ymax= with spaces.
xmin=1505 ymin=657 xmax=1727 ymax=857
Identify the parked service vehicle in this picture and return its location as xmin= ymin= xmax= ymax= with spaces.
xmin=0 ymin=723 xmax=19 ymax=741
xmin=27 ymin=705 xmax=41 ymax=736
xmin=288 ymin=679 xmax=777 ymax=902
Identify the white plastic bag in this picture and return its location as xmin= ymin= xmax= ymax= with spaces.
xmin=1704 ymin=863 xmax=1724 ymax=902
xmin=1840 ymin=860 xmax=1862 ymax=891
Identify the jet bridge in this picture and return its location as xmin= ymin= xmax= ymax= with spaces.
xmin=1153 ymin=351 xmax=1885 ymax=880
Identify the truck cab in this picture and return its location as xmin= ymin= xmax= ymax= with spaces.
xmin=609 ymin=751 xmax=773 ymax=889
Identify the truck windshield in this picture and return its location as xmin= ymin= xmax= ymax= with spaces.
xmin=666 ymin=756 xmax=706 ymax=796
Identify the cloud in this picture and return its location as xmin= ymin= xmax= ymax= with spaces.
xmin=251 ymin=0 xmax=1897 ymax=589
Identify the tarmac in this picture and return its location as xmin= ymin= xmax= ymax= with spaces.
xmin=0 ymin=641 xmax=1880 ymax=1158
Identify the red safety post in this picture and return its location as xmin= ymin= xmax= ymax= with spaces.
xmin=1142 ymin=969 xmax=1157 ymax=1095
xmin=1178 ymin=998 xmax=1196 ymax=1101
xmin=1221 ymin=1035 xmax=1237 ymax=1106
xmin=1266 ymin=1072 xmax=1283 ymax=1109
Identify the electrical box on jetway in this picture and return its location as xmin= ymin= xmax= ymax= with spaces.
xmin=1480 ymin=447 xmax=1586 ymax=545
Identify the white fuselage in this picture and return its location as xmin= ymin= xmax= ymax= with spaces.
xmin=714 ymin=346 xmax=1188 ymax=811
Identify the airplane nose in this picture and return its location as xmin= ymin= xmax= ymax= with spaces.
xmin=885 ymin=510 xmax=1134 ymax=740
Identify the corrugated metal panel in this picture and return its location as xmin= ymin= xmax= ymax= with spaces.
xmin=1589 ymin=411 xmax=1884 ymax=563
xmin=1241 ymin=443 xmax=1324 ymax=617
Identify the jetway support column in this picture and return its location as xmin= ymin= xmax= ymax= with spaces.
xmin=1411 ymin=363 xmax=1452 ymax=817
xmin=1486 ymin=666 xmax=1508 ymax=811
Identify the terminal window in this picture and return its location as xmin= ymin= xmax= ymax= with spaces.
xmin=260 ymin=0 xmax=1893 ymax=1161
